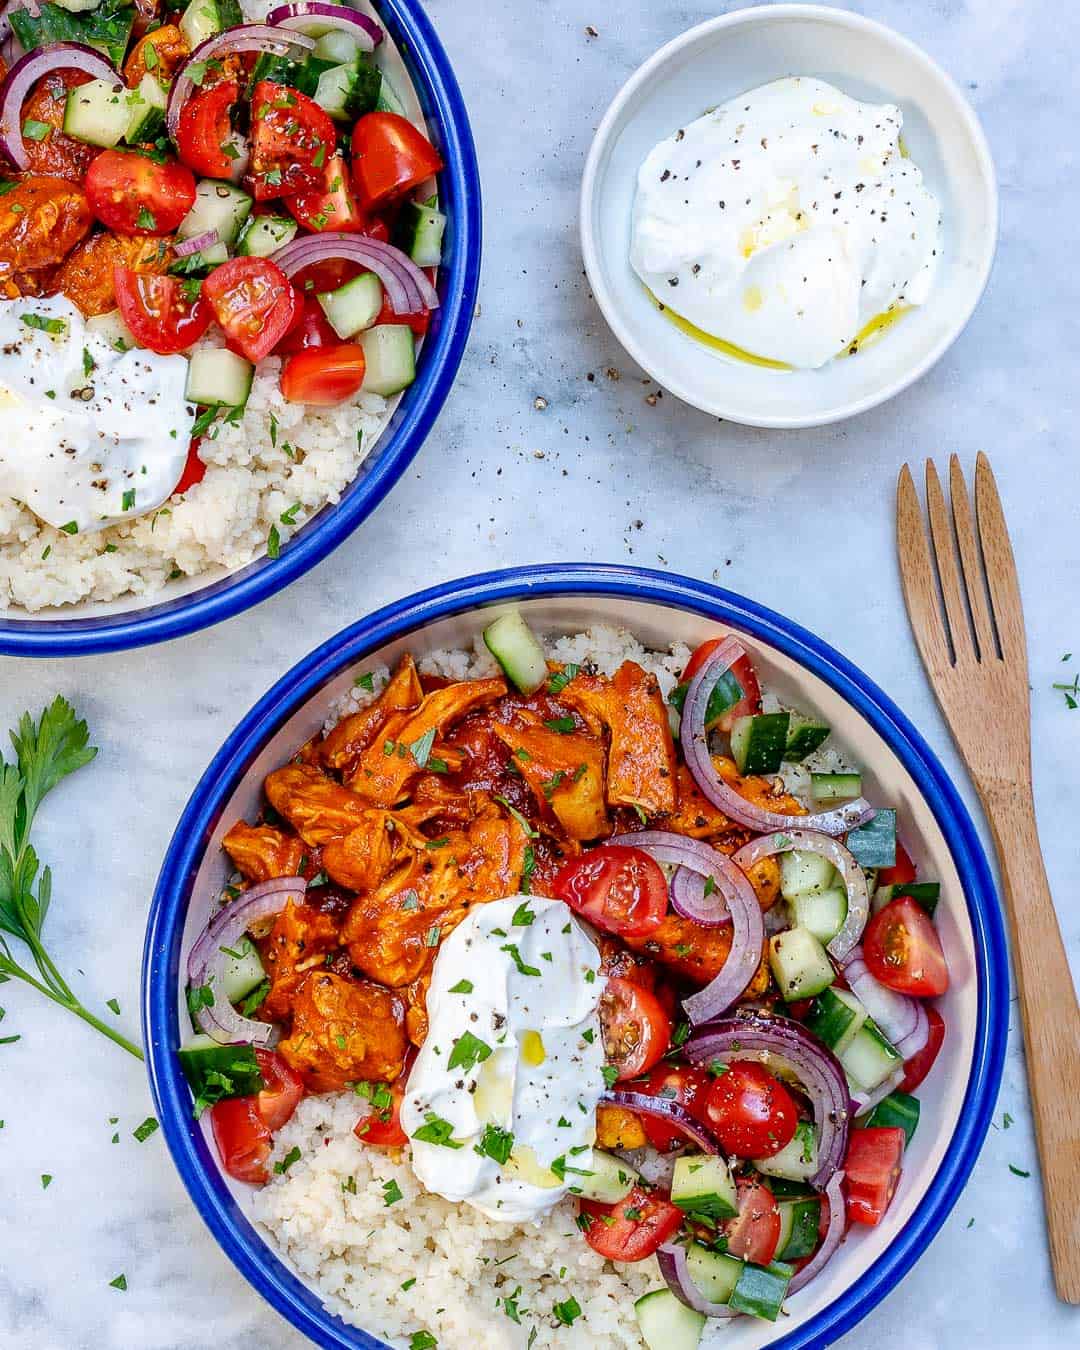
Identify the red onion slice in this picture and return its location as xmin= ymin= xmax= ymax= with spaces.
xmin=787 ymin=1171 xmax=846 ymax=1296
xmin=174 ymin=228 xmax=220 ymax=258
xmin=842 ymin=949 xmax=929 ymax=1057
xmin=601 ymin=1089 xmax=719 ymax=1154
xmin=670 ymin=865 xmax=731 ymax=927
xmin=272 ymin=232 xmax=439 ymax=315
xmin=851 ymin=1066 xmax=904 ymax=1114
xmin=629 ymin=830 xmax=765 ymax=1023
xmin=267 ymin=1 xmax=382 ymax=49
xmin=685 ymin=1012 xmax=851 ymax=1187
xmin=681 ymin=636 xmax=876 ymax=838
xmin=734 ymin=828 xmax=870 ymax=964
xmin=165 ymin=25 xmax=315 ymax=138
xmin=658 ymin=1241 xmax=740 ymax=1319
xmin=0 ymin=43 xmax=117 ymax=169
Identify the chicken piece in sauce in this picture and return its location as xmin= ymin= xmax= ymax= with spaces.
xmin=0 ymin=176 xmax=92 ymax=295
xmin=264 ymin=762 xmax=370 ymax=847
xmin=55 ymin=231 xmax=171 ymax=317
xmin=491 ymin=713 xmax=610 ymax=841
xmin=259 ymin=899 xmax=341 ymax=1021
xmin=562 ymin=661 xmax=678 ymax=817
xmin=320 ymin=654 xmax=423 ymax=776
xmin=123 ymin=24 xmax=190 ymax=86
xmin=20 ymin=73 xmax=100 ymax=184
xmin=222 ymin=821 xmax=306 ymax=884
xmin=320 ymin=807 xmax=426 ymax=894
xmin=277 ymin=971 xmax=407 ymax=1091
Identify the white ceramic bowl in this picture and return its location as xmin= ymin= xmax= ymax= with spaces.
xmin=146 ymin=566 xmax=1007 ymax=1350
xmin=580 ymin=5 xmax=998 ymax=428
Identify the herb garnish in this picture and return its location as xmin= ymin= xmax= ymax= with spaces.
xmin=448 ymin=978 xmax=473 ymax=994
xmin=382 ymin=1178 xmax=403 ymax=1206
xmin=412 ymin=1112 xmax=464 ymax=1149
xmin=133 ymin=1116 xmax=159 ymax=1143
xmin=500 ymin=942 xmax=541 ymax=977
xmin=475 ymin=1122 xmax=514 ymax=1164
xmin=274 ymin=1145 xmax=302 ymax=1174
xmin=552 ymin=1295 xmax=582 ymax=1326
xmin=493 ymin=796 xmax=537 ymax=838
xmin=0 ymin=700 xmax=142 ymax=1059
xmin=446 ymin=1030 xmax=491 ymax=1072
xmin=547 ymin=664 xmax=579 ymax=695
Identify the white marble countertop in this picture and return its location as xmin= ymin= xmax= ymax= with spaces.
xmin=1 ymin=1 xmax=1078 ymax=1346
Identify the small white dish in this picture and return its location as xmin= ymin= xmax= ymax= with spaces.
xmin=580 ymin=4 xmax=998 ymax=429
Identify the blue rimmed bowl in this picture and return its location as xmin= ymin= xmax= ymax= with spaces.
xmin=144 ymin=564 xmax=1007 ymax=1350
xmin=0 ymin=0 xmax=481 ymax=658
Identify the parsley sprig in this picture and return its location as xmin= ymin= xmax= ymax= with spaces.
xmin=0 ymin=699 xmax=142 ymax=1059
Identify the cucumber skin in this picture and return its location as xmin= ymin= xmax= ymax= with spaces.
xmin=731 ymin=712 xmax=790 ymax=775
xmin=863 ymin=1089 xmax=921 ymax=1143
xmin=635 ymin=1289 xmax=705 ymax=1350
xmin=482 ymin=611 xmax=548 ymax=695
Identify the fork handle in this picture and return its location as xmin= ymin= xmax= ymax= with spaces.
xmin=981 ymin=784 xmax=1080 ymax=1303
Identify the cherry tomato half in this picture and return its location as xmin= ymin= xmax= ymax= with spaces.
xmin=863 ymin=896 xmax=949 ymax=997
xmin=172 ymin=440 xmax=206 ymax=495
xmin=702 ymin=1059 xmax=799 ymax=1159
xmin=113 ymin=267 xmax=211 ymax=355
xmin=843 ymin=1126 xmax=906 ymax=1226
xmin=376 ymin=282 xmax=429 ymax=337
xmin=636 ymin=1063 xmax=712 ymax=1151
xmin=354 ymin=1051 xmax=414 ymax=1147
xmin=551 ymin=845 xmax=667 ymax=939
xmin=599 ymin=976 xmax=672 ymax=1081
xmin=249 ymin=80 xmax=335 ymax=200
xmin=84 ymin=148 xmax=195 ymax=235
xmin=175 ymin=79 xmax=240 ymax=179
xmin=579 ymin=1185 xmax=683 ymax=1262
xmin=210 ymin=1096 xmax=273 ymax=1183
xmin=253 ymin=1048 xmax=304 ymax=1131
xmin=280 ymin=344 xmax=367 ymax=406
xmin=202 ymin=257 xmax=300 ymax=363
xmin=899 ymin=1005 xmax=946 ymax=1092
xmin=275 ymin=293 xmax=340 ymax=355
xmin=284 ymin=153 xmax=366 ymax=232
xmin=350 ymin=111 xmax=442 ymax=209
xmin=682 ymin=639 xmax=763 ymax=733
xmin=722 ymin=1177 xmax=782 ymax=1264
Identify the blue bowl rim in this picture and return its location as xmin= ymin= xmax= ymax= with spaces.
xmin=0 ymin=0 xmax=482 ymax=659
xmin=143 ymin=563 xmax=1008 ymax=1350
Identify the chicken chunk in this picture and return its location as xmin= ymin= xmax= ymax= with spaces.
xmin=123 ymin=24 xmax=190 ymax=86
xmin=0 ymin=176 xmax=92 ymax=294
xmin=345 ymin=677 xmax=507 ymax=804
xmin=321 ymin=808 xmax=425 ymax=893
xmin=264 ymin=762 xmax=370 ymax=846
xmin=342 ymin=807 xmax=528 ymax=986
xmin=259 ymin=899 xmax=341 ymax=1021
xmin=54 ymin=231 xmax=170 ymax=318
xmin=624 ymin=913 xmax=745 ymax=987
xmin=320 ymin=654 xmax=423 ymax=776
xmin=563 ymin=662 xmax=677 ymax=817
xmin=20 ymin=73 xmax=99 ymax=183
xmin=714 ymin=755 xmax=806 ymax=818
xmin=666 ymin=763 xmax=736 ymax=839
xmin=222 ymin=821 xmax=305 ymax=883
xmin=492 ymin=716 xmax=610 ymax=840
xmin=277 ymin=971 xmax=407 ymax=1091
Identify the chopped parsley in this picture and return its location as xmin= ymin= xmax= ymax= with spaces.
xmin=21 ymin=312 xmax=66 ymax=335
xmin=41 ymin=1173 xmax=52 ymax=1189
xmin=409 ymin=1334 xmax=437 ymax=1350
xmin=547 ymin=664 xmax=579 ymax=695
xmin=601 ymin=1064 xmax=619 ymax=1089
xmin=448 ymin=979 xmax=473 ymax=994
xmin=493 ymin=795 xmax=537 ymax=838
xmin=424 ymin=924 xmax=441 ymax=947
xmin=412 ymin=1112 xmax=463 ymax=1149
xmin=274 ymin=1145 xmax=302 ymax=1174
xmin=239 ymin=979 xmax=270 ymax=1016
xmin=1009 ymin=1164 xmax=1031 ymax=1178
xmin=511 ymin=900 xmax=535 ymax=927
xmin=408 ymin=726 xmax=437 ymax=768
xmin=400 ymin=1276 xmax=416 ymax=1291
xmin=543 ymin=716 xmax=576 ymax=733
xmin=280 ymin=501 xmax=302 ymax=526
xmin=552 ymin=1295 xmax=582 ymax=1326
xmin=474 ymin=1122 xmax=514 ymax=1164
xmin=341 ymin=1176 xmax=357 ymax=1195
xmin=520 ymin=845 xmax=536 ymax=894
xmin=500 ymin=942 xmax=541 ymax=977
xmin=133 ymin=1116 xmax=159 ymax=1143
xmin=121 ymin=489 xmax=136 ymax=512
xmin=382 ymin=1178 xmax=403 ymax=1206
xmin=136 ymin=206 xmax=157 ymax=230
xmin=186 ymin=982 xmax=215 ymax=1015
xmin=108 ymin=1274 xmax=127 ymax=1291
xmin=267 ymin=524 xmax=281 ymax=560
xmin=106 ymin=997 xmax=120 ymax=1015
xmin=446 ymin=1030 xmax=491 ymax=1073
xmin=354 ymin=671 xmax=375 ymax=691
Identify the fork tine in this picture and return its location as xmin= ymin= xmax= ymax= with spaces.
xmin=974 ymin=452 xmax=1029 ymax=669
xmin=925 ymin=459 xmax=976 ymax=665
xmin=897 ymin=463 xmax=952 ymax=673
xmin=949 ymin=454 xmax=999 ymax=661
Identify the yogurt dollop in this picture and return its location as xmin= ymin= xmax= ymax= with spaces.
xmin=630 ymin=76 xmax=942 ymax=369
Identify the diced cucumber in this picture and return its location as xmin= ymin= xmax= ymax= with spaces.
xmin=768 ymin=926 xmax=835 ymax=1001
xmin=790 ymin=884 xmax=848 ymax=944
xmin=63 ymin=78 xmax=131 ymax=148
xmin=804 ymin=986 xmax=867 ymax=1054
xmin=184 ymin=347 xmax=254 ymax=409
xmin=318 ymin=271 xmax=383 ymax=338
xmin=180 ymin=0 xmax=242 ymax=49
xmin=125 ymin=73 xmax=167 ymax=144
xmin=669 ymin=667 xmax=744 ymax=728
xmin=784 ymin=713 xmax=831 ymax=760
xmin=728 ymin=1260 xmax=793 ymax=1322
xmin=571 ymin=1149 xmax=638 ymax=1204
xmin=840 ymin=1019 xmax=903 ymax=1091
xmin=846 ymin=808 xmax=897 ymax=869
xmin=359 ymin=324 xmax=416 ymax=396
xmin=313 ymin=29 xmax=361 ymax=64
xmin=236 ymin=213 xmax=298 ymax=258
xmin=634 ymin=1290 xmax=705 ymax=1350
xmin=685 ymin=1244 xmax=742 ymax=1302
xmin=779 ymin=850 xmax=836 ymax=900
xmin=756 ymin=1173 xmax=815 ymax=1199
xmin=863 ymin=1089 xmax=921 ymax=1143
xmin=177 ymin=1035 xmax=264 ymax=1112
xmin=219 ymin=934 xmax=266 ymax=1004
xmin=776 ymin=1198 xmax=821 ymax=1261
xmin=811 ymin=771 xmax=863 ymax=802
xmin=346 ymin=54 xmax=382 ymax=117
xmin=731 ymin=712 xmax=790 ymax=775
xmin=395 ymin=199 xmax=446 ymax=267
xmin=314 ymin=62 xmax=361 ymax=120
xmin=178 ymin=179 xmax=253 ymax=256
xmin=483 ymin=610 xmax=549 ymax=694
xmin=753 ymin=1121 xmax=818 ymax=1184
xmin=86 ymin=308 xmax=137 ymax=352
xmin=670 ymin=1153 xmax=738 ymax=1219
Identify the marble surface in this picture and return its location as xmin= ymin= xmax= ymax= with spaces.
xmin=1 ymin=1 xmax=1078 ymax=1346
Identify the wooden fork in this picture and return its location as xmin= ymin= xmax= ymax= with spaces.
xmin=897 ymin=452 xmax=1080 ymax=1303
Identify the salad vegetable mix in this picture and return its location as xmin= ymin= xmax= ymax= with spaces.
xmin=178 ymin=614 xmax=951 ymax=1346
